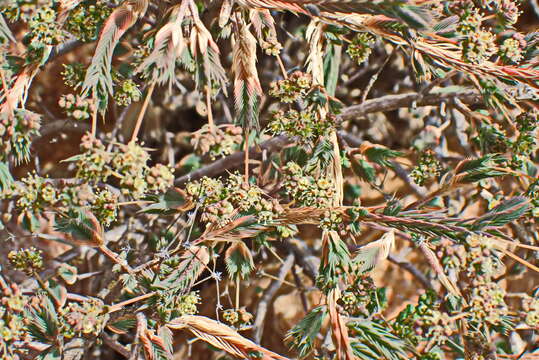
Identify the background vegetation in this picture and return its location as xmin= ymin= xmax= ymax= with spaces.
xmin=0 ymin=0 xmax=538 ymax=359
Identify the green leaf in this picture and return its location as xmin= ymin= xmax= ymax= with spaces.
xmin=107 ymin=315 xmax=137 ymax=334
xmin=225 ymin=242 xmax=254 ymax=280
xmin=349 ymin=320 xmax=409 ymax=360
xmin=454 ymin=154 xmax=506 ymax=184
xmin=140 ymin=187 xmax=192 ymax=215
xmin=470 ymin=197 xmax=530 ymax=230
xmin=141 ymin=331 xmax=173 ymax=360
xmin=36 ymin=346 xmax=61 ymax=360
xmin=47 ymin=279 xmax=68 ymax=307
xmin=0 ymin=13 xmax=15 ymax=43
xmin=25 ymin=296 xmax=59 ymax=344
xmin=351 ymin=158 xmax=376 ymax=183
xmin=57 ymin=263 xmax=78 ymax=285
xmin=54 ymin=208 xmax=103 ymax=246
xmin=0 ymin=161 xmax=13 ymax=192
xmin=363 ymin=146 xmax=403 ymax=168
xmin=323 ymin=43 xmax=341 ymax=96
xmin=305 ymin=139 xmax=334 ymax=173
xmin=286 ymin=305 xmax=328 ymax=358
xmin=158 ymin=246 xmax=209 ymax=293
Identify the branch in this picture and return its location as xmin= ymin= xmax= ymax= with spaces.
xmin=175 ymin=89 xmax=482 ymax=186
xmin=175 ymin=135 xmax=291 ymax=186
xmin=102 ymin=332 xmax=130 ymax=358
xmin=387 ymin=254 xmax=433 ymax=290
xmin=253 ymin=253 xmax=295 ymax=344
xmin=339 ymin=89 xmax=481 ymax=123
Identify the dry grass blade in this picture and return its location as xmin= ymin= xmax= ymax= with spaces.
xmin=237 ymin=2 xmax=539 ymax=88
xmin=0 ymin=13 xmax=15 ymax=42
xmin=249 ymin=9 xmax=278 ymax=40
xmin=168 ymin=315 xmax=290 ymax=359
xmin=169 ymin=245 xmax=211 ymax=291
xmin=418 ymin=242 xmax=461 ymax=297
xmin=140 ymin=328 xmax=173 ymax=360
xmin=82 ymin=0 xmax=148 ymax=105
xmin=0 ymin=64 xmax=40 ymax=117
xmin=136 ymin=3 xmax=189 ymax=91
xmin=353 ymin=229 xmax=395 ymax=273
xmin=232 ymin=18 xmax=262 ymax=130
xmin=328 ymin=289 xmax=354 ymax=360
xmin=495 ymin=246 xmax=539 ymax=274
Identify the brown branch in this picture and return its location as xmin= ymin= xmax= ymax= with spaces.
xmin=253 ymin=253 xmax=295 ymax=344
xmin=102 ymin=332 xmax=130 ymax=358
xmin=339 ymin=89 xmax=481 ymax=123
xmin=387 ymin=254 xmax=433 ymax=290
xmin=175 ymin=89 xmax=482 ymax=186
xmin=175 ymin=135 xmax=292 ymax=186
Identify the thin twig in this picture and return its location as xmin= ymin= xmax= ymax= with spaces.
xmin=253 ymin=253 xmax=295 ymax=344
xmin=108 ymin=292 xmax=156 ymax=314
xmin=360 ymin=46 xmax=397 ymax=104
xmin=206 ymin=85 xmax=215 ymax=130
xmin=102 ymin=332 xmax=130 ymax=358
xmin=387 ymin=254 xmax=434 ymax=290
xmin=129 ymin=313 xmax=146 ymax=360
xmin=130 ymin=82 xmax=156 ymax=143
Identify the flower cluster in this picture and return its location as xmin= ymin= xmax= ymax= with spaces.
xmin=70 ymin=134 xmax=174 ymax=197
xmin=61 ymin=299 xmax=107 ymax=338
xmin=268 ymin=109 xmax=335 ymax=142
xmin=0 ymin=283 xmax=28 ymax=359
xmin=155 ymin=291 xmax=200 ymax=321
xmin=269 ymin=71 xmax=312 ymax=103
xmin=16 ymin=172 xmax=57 ymax=213
xmin=186 ymin=174 xmax=283 ymax=226
xmin=64 ymin=1 xmax=111 ymax=42
xmin=449 ymin=0 xmax=520 ymax=28
xmin=409 ymin=149 xmax=441 ymax=186
xmin=0 ymin=109 xmax=41 ymax=164
xmin=499 ymin=36 xmax=525 ymax=64
xmin=338 ymin=275 xmax=376 ymax=317
xmin=455 ymin=8 xmax=483 ymax=34
xmin=260 ymin=36 xmax=283 ymax=56
xmin=468 ymin=281 xmax=508 ymax=326
xmin=8 ymin=247 xmax=44 ymax=275
xmin=73 ymin=134 xmax=113 ymax=183
xmin=114 ymin=79 xmax=142 ymax=106
xmin=347 ymin=33 xmax=375 ymax=65
xmin=58 ymin=94 xmax=95 ymax=120
xmin=27 ymin=7 xmax=64 ymax=46
xmin=464 ymin=234 xmax=504 ymax=279
xmin=490 ymin=0 xmax=521 ymax=26
xmin=191 ymin=125 xmax=243 ymax=160
xmin=512 ymin=112 xmax=537 ymax=163
xmin=282 ymin=162 xmax=335 ymax=207
xmin=113 ymin=141 xmax=151 ymax=196
xmin=1 ymin=0 xmax=51 ymax=21
xmin=222 ymin=308 xmax=253 ymax=329
xmin=521 ymin=296 xmax=539 ymax=328
xmin=319 ymin=209 xmax=343 ymax=232
xmin=462 ymin=30 xmax=497 ymax=64
xmin=526 ymin=179 xmax=539 ymax=217
xmin=61 ymin=63 xmax=86 ymax=89
xmin=394 ymin=291 xmax=454 ymax=346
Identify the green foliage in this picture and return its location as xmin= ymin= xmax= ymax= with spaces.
xmin=1 ymin=0 xmax=539 ymax=359
xmin=349 ymin=320 xmax=409 ymax=360
xmin=286 ymin=305 xmax=328 ymax=358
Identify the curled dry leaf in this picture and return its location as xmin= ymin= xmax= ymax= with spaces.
xmin=328 ymin=289 xmax=355 ymax=360
xmin=168 ymin=315 xmax=290 ymax=360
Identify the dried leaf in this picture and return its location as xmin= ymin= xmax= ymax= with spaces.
xmin=168 ymin=315 xmax=289 ymax=359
